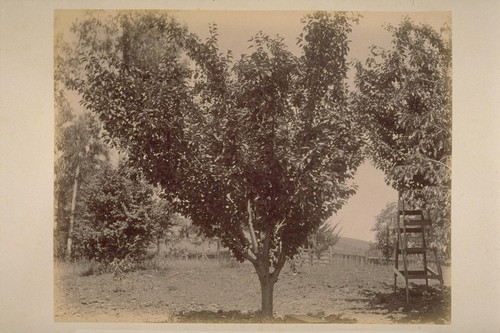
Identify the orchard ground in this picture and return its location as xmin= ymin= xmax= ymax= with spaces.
xmin=54 ymin=257 xmax=450 ymax=324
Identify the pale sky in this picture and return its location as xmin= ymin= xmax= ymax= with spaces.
xmin=56 ymin=10 xmax=451 ymax=242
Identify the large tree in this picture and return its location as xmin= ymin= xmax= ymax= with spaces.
xmin=66 ymin=10 xmax=364 ymax=317
xmin=354 ymin=18 xmax=452 ymax=258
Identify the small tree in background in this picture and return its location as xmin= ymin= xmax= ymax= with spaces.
xmin=148 ymin=193 xmax=176 ymax=256
xmin=371 ymin=202 xmax=397 ymax=263
xmin=308 ymin=222 xmax=342 ymax=259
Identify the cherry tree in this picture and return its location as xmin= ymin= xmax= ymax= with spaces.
xmin=354 ymin=18 xmax=452 ymax=257
xmin=66 ymin=10 xmax=364 ymax=317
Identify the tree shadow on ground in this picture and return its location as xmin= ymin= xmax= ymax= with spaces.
xmin=367 ymin=284 xmax=451 ymax=324
xmin=173 ymin=309 xmax=357 ymax=324
xmin=172 ymin=310 xmax=282 ymax=323
xmin=172 ymin=285 xmax=449 ymax=324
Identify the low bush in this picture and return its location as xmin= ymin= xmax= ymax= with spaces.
xmin=71 ymin=165 xmax=157 ymax=264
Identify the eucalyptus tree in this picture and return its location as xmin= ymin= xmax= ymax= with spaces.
xmin=54 ymin=98 xmax=109 ymax=260
xmin=55 ymin=27 xmax=111 ymax=260
xmin=354 ymin=19 xmax=452 ymax=257
xmin=68 ymin=10 xmax=364 ymax=317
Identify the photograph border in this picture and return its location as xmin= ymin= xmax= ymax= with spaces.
xmin=1 ymin=0 xmax=499 ymax=332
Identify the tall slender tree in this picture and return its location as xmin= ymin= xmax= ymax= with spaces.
xmin=54 ymin=108 xmax=109 ymax=260
xmin=55 ymin=27 xmax=111 ymax=260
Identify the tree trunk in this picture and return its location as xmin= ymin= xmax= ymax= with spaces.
xmin=253 ymin=255 xmax=287 ymax=320
xmin=258 ymin=273 xmax=275 ymax=319
xmin=66 ymin=164 xmax=80 ymax=261
xmin=216 ymin=238 xmax=221 ymax=258
xmin=156 ymin=237 xmax=161 ymax=257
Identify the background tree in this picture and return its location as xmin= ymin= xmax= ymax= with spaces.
xmin=54 ymin=29 xmax=110 ymax=260
xmin=68 ymin=11 xmax=364 ymax=318
xmin=307 ymin=222 xmax=342 ymax=259
xmin=371 ymin=202 xmax=397 ymax=263
xmin=354 ymin=18 xmax=451 ymax=259
xmin=54 ymin=107 xmax=109 ymax=260
xmin=148 ymin=193 xmax=176 ymax=256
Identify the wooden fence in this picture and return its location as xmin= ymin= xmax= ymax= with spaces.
xmin=297 ymin=248 xmax=394 ymax=267
xmin=163 ymin=243 xmax=415 ymax=267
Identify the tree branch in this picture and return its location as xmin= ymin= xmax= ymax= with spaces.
xmin=417 ymin=154 xmax=451 ymax=171
xmin=270 ymin=250 xmax=287 ymax=283
xmin=247 ymin=199 xmax=259 ymax=255
xmin=223 ymin=231 xmax=258 ymax=265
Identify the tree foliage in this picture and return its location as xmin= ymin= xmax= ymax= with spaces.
xmin=148 ymin=191 xmax=176 ymax=255
xmin=371 ymin=202 xmax=397 ymax=262
xmin=66 ymin=10 xmax=364 ymax=316
xmin=54 ymin=26 xmax=112 ymax=259
xmin=54 ymin=104 xmax=109 ymax=259
xmin=354 ymin=18 xmax=451 ymax=257
xmin=72 ymin=163 xmax=165 ymax=263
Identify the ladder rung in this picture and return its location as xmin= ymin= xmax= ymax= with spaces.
xmin=426 ymin=268 xmax=440 ymax=278
xmin=398 ymin=247 xmax=426 ymax=254
xmin=399 ymin=227 xmax=423 ymax=233
xmin=398 ymin=210 xmax=422 ymax=216
xmin=403 ymin=219 xmax=432 ymax=226
xmin=399 ymin=270 xmax=440 ymax=280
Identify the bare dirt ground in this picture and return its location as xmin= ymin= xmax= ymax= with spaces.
xmin=54 ymin=258 xmax=450 ymax=324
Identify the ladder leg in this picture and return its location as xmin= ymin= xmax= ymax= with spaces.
xmin=394 ymin=233 xmax=399 ymax=292
xmin=393 ymin=270 xmax=398 ymax=292
xmin=421 ymin=212 xmax=429 ymax=290
xmin=434 ymin=248 xmax=445 ymax=297
xmin=405 ymin=278 xmax=409 ymax=303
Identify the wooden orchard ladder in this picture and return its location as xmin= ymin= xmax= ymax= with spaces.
xmin=393 ymin=193 xmax=444 ymax=303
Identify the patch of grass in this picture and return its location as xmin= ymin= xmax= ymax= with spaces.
xmin=80 ymin=261 xmax=102 ymax=276
xmin=136 ymin=256 xmax=170 ymax=271
xmin=54 ymin=260 xmax=106 ymax=278
xmin=218 ymin=257 xmax=242 ymax=269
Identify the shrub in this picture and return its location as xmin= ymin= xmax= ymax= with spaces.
xmin=71 ymin=164 xmax=157 ymax=264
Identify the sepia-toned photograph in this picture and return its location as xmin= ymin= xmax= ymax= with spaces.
xmin=52 ymin=9 xmax=452 ymax=324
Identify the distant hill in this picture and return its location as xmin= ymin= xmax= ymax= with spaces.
xmin=334 ymin=237 xmax=372 ymax=255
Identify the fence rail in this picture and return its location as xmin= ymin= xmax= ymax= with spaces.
xmin=165 ymin=246 xmax=430 ymax=267
xmin=296 ymin=248 xmax=399 ymax=267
